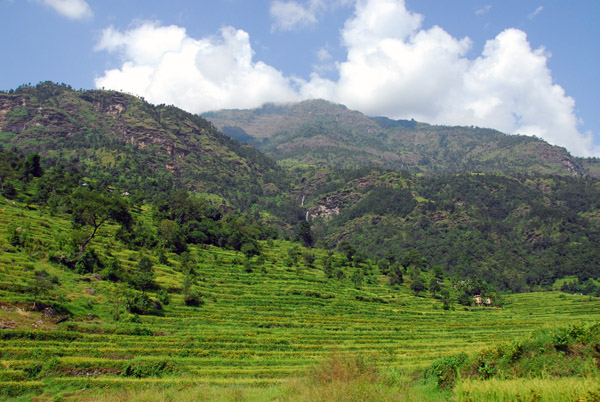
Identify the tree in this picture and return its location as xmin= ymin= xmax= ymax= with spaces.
xmin=378 ymin=259 xmax=390 ymax=275
xmin=71 ymin=189 xmax=131 ymax=257
xmin=130 ymin=256 xmax=155 ymax=292
xmin=302 ymin=251 xmax=316 ymax=268
xmin=458 ymin=291 xmax=473 ymax=306
xmin=27 ymin=270 xmax=54 ymax=309
xmin=433 ymin=265 xmax=445 ymax=279
xmin=429 ymin=278 xmax=441 ymax=297
xmin=351 ymin=269 xmax=363 ymax=289
xmin=339 ymin=241 xmax=356 ymax=261
xmin=297 ymin=220 xmax=314 ymax=248
xmin=110 ymin=283 xmax=127 ymax=322
xmin=157 ymin=219 xmax=187 ymax=254
xmin=440 ymin=287 xmax=452 ymax=310
xmin=22 ymin=153 xmax=43 ymax=181
xmin=402 ymin=250 xmax=426 ymax=270
xmin=410 ymin=276 xmax=427 ymax=296
xmin=182 ymin=272 xmax=203 ymax=306
xmin=241 ymin=241 xmax=260 ymax=260
xmin=323 ymin=253 xmax=334 ymax=278
xmin=390 ymin=265 xmax=404 ymax=286
xmin=287 ymin=245 xmax=301 ymax=266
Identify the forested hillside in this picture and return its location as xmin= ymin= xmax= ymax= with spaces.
xmin=0 ymin=82 xmax=301 ymax=224
xmin=205 ymin=99 xmax=600 ymax=177
xmin=1 ymin=165 xmax=599 ymax=401
xmin=3 ymin=83 xmax=600 ymax=293
xmin=299 ymin=168 xmax=600 ymax=291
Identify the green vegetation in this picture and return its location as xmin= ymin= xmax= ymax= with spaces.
xmin=1 ymin=83 xmax=599 ymax=400
xmin=0 ymin=194 xmax=599 ymax=400
xmin=0 ymin=82 xmax=301 ymax=228
xmin=204 ymin=99 xmax=600 ymax=178
xmin=308 ymin=170 xmax=600 ymax=292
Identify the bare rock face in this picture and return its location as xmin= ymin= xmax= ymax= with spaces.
xmin=309 ymin=190 xmax=364 ymax=220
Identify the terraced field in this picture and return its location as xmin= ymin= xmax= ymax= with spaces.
xmin=1 ymin=197 xmax=600 ymax=399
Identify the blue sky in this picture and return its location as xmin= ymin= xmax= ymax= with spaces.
xmin=1 ymin=0 xmax=598 ymax=157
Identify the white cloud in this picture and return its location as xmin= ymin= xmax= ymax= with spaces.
xmin=36 ymin=0 xmax=92 ymax=20
xmin=301 ymin=0 xmax=597 ymax=156
xmin=316 ymin=46 xmax=332 ymax=61
xmin=475 ymin=5 xmax=492 ymax=15
xmin=269 ymin=0 xmax=353 ymax=31
xmin=528 ymin=6 xmax=543 ymax=20
xmin=94 ymin=0 xmax=598 ymax=157
xmin=94 ymin=22 xmax=299 ymax=113
xmin=270 ymin=1 xmax=319 ymax=31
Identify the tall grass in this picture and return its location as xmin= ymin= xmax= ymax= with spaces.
xmin=455 ymin=377 xmax=600 ymax=402
xmin=53 ymin=355 xmax=450 ymax=402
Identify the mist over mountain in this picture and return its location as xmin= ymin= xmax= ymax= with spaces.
xmin=204 ymin=99 xmax=600 ymax=178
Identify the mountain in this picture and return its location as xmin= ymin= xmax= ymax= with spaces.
xmin=204 ymin=99 xmax=600 ymax=177
xmin=2 ymin=83 xmax=599 ymax=293
xmin=1 ymin=85 xmax=599 ymax=401
xmin=0 ymin=82 xmax=298 ymax=219
xmin=204 ymin=100 xmax=600 ymax=291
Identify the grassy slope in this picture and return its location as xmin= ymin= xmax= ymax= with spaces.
xmin=1 ymin=196 xmax=599 ymax=400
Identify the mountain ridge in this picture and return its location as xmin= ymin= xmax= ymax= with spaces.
xmin=2 ymin=83 xmax=600 ymax=292
xmin=204 ymin=99 xmax=599 ymax=178
xmin=0 ymin=82 xmax=294 ymax=215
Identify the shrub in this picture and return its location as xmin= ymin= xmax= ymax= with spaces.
xmin=425 ymin=352 xmax=469 ymax=388
xmin=243 ymin=258 xmax=253 ymax=273
xmin=100 ymin=259 xmax=125 ymax=282
xmin=1 ymin=181 xmax=17 ymax=198
xmin=157 ymin=289 xmax=170 ymax=306
xmin=310 ymin=354 xmax=378 ymax=385
xmin=124 ymin=291 xmax=153 ymax=315
xmin=74 ymin=249 xmax=102 ymax=274
xmin=122 ymin=360 xmax=175 ymax=378
xmin=7 ymin=223 xmax=30 ymax=248
xmin=184 ymin=289 xmax=204 ymax=307
xmin=156 ymin=248 xmax=169 ymax=265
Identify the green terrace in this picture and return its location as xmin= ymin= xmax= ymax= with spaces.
xmin=1 ymin=196 xmax=599 ymax=399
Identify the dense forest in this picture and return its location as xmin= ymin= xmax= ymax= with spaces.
xmin=305 ymin=169 xmax=600 ymax=292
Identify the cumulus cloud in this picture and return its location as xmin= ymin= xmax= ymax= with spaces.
xmin=94 ymin=0 xmax=597 ymax=157
xmin=36 ymin=0 xmax=92 ymax=20
xmin=94 ymin=22 xmax=299 ymax=112
xmin=301 ymin=0 xmax=597 ymax=156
